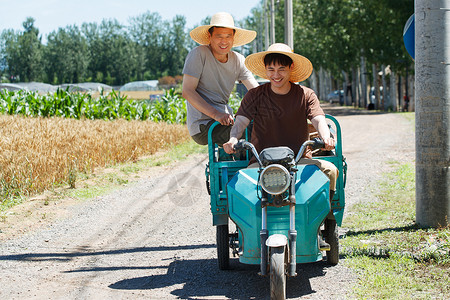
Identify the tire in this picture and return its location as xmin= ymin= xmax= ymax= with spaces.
xmin=325 ymin=218 xmax=339 ymax=265
xmin=216 ymin=224 xmax=230 ymax=270
xmin=269 ymin=246 xmax=286 ymax=300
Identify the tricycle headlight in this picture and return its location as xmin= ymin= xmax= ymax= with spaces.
xmin=260 ymin=164 xmax=290 ymax=195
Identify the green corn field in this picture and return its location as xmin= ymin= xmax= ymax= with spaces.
xmin=0 ymin=88 xmax=187 ymax=124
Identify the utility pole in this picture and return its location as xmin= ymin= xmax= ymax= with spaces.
xmin=415 ymin=0 xmax=450 ymax=227
xmin=270 ymin=0 xmax=276 ymax=44
xmin=284 ymin=0 xmax=293 ymax=49
xmin=264 ymin=0 xmax=269 ymax=49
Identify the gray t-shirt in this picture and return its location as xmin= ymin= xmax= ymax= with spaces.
xmin=182 ymin=45 xmax=254 ymax=136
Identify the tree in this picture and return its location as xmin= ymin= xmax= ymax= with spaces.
xmin=45 ymin=25 xmax=89 ymax=84
xmin=82 ymin=19 xmax=135 ymax=85
xmin=249 ymin=0 xmax=414 ymax=106
xmin=18 ymin=17 xmax=44 ymax=81
xmin=0 ymin=29 xmax=19 ymax=81
xmin=161 ymin=15 xmax=188 ymax=76
xmin=2 ymin=17 xmax=44 ymax=82
xmin=129 ymin=11 xmax=165 ymax=79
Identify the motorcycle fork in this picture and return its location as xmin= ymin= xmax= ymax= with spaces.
xmin=259 ymin=173 xmax=298 ymax=277
xmin=288 ymin=172 xmax=297 ymax=277
xmin=260 ymin=194 xmax=268 ymax=276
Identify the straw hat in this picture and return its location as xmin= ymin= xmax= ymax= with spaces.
xmin=190 ymin=12 xmax=256 ymax=47
xmin=245 ymin=43 xmax=313 ymax=82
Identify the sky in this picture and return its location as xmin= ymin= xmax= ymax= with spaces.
xmin=0 ymin=0 xmax=261 ymax=39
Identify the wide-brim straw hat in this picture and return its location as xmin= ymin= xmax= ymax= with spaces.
xmin=245 ymin=43 xmax=313 ymax=82
xmin=190 ymin=12 xmax=256 ymax=47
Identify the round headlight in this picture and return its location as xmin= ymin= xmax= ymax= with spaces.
xmin=260 ymin=164 xmax=290 ymax=195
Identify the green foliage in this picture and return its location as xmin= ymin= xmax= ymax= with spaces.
xmin=149 ymin=88 xmax=187 ymax=124
xmin=246 ymin=0 xmax=414 ymax=79
xmin=228 ymin=92 xmax=243 ymax=113
xmin=341 ymin=161 xmax=450 ymax=298
xmin=45 ymin=25 xmax=89 ymax=84
xmin=1 ymin=18 xmax=43 ymax=82
xmin=0 ymin=12 xmax=189 ymax=85
xmin=0 ymin=2 xmax=414 ymax=85
xmin=0 ymin=88 xmax=187 ymax=123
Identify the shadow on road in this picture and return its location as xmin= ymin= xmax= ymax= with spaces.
xmin=109 ymin=257 xmax=333 ymax=299
xmin=345 ymin=223 xmax=420 ymax=237
xmin=1 ymin=243 xmax=335 ymax=298
xmin=0 ymin=244 xmax=216 ymax=262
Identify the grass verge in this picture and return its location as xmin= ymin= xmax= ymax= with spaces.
xmin=341 ymin=161 xmax=450 ymax=299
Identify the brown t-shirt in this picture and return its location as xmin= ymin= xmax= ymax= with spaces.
xmin=237 ymin=82 xmax=324 ymax=159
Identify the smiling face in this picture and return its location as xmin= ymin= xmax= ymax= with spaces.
xmin=208 ymin=27 xmax=235 ymax=61
xmin=265 ymin=62 xmax=293 ymax=94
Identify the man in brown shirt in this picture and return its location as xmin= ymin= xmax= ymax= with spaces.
xmin=223 ymin=43 xmax=337 ymax=250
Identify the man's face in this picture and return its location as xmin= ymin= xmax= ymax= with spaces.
xmin=265 ymin=62 xmax=292 ymax=91
xmin=209 ymin=27 xmax=234 ymax=57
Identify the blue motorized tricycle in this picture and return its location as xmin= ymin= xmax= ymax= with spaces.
xmin=205 ymin=115 xmax=347 ymax=299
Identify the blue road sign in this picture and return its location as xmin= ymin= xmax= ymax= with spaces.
xmin=403 ymin=14 xmax=415 ymax=60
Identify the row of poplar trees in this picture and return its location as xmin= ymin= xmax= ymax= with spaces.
xmin=244 ymin=0 xmax=414 ymax=110
xmin=1 ymin=0 xmax=413 ymax=102
xmin=0 ymin=12 xmax=194 ymax=86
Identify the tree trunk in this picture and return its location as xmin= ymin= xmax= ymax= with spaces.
xmin=326 ymin=70 xmax=332 ymax=97
xmin=342 ymin=70 xmax=349 ymax=106
xmin=360 ymin=56 xmax=367 ymax=108
xmin=319 ymin=67 xmax=325 ymax=101
xmin=390 ymin=70 xmax=397 ymax=111
xmin=409 ymin=75 xmax=415 ymax=112
xmin=355 ymin=67 xmax=361 ymax=107
xmin=310 ymin=70 xmax=319 ymax=96
xmin=381 ymin=64 xmax=387 ymax=110
xmin=372 ymin=64 xmax=380 ymax=110
xmin=352 ymin=67 xmax=357 ymax=106
xmin=415 ymin=0 xmax=450 ymax=227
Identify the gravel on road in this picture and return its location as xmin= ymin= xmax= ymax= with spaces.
xmin=0 ymin=105 xmax=415 ymax=299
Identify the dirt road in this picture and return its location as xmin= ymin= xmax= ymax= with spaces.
xmin=0 ymin=105 xmax=415 ymax=299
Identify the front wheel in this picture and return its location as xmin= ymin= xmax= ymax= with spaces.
xmin=216 ymin=224 xmax=230 ymax=270
xmin=269 ymin=246 xmax=286 ymax=300
xmin=325 ymin=218 xmax=339 ymax=265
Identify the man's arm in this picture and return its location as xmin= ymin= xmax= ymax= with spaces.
xmin=182 ymin=74 xmax=234 ymax=126
xmin=241 ymin=77 xmax=259 ymax=91
xmin=311 ymin=115 xmax=335 ymax=151
xmin=223 ymin=115 xmax=251 ymax=154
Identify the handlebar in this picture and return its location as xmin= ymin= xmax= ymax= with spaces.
xmin=295 ymin=138 xmax=324 ymax=163
xmin=234 ymin=138 xmax=326 ymax=167
xmin=233 ymin=139 xmax=250 ymax=151
xmin=234 ymin=139 xmax=263 ymax=166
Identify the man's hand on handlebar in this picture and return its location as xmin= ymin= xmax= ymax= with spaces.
xmin=323 ymin=137 xmax=335 ymax=151
xmin=223 ymin=137 xmax=238 ymax=154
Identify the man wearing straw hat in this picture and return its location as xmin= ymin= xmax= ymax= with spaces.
xmin=182 ymin=12 xmax=259 ymax=146
xmin=223 ymin=43 xmax=338 ymax=250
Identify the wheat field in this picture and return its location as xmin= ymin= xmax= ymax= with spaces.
xmin=0 ymin=114 xmax=190 ymax=200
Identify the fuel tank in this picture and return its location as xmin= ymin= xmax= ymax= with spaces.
xmin=227 ymin=164 xmax=330 ymax=264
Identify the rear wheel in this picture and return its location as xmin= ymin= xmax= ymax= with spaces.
xmin=325 ymin=218 xmax=339 ymax=265
xmin=269 ymin=246 xmax=286 ymax=300
xmin=216 ymin=224 xmax=230 ymax=270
